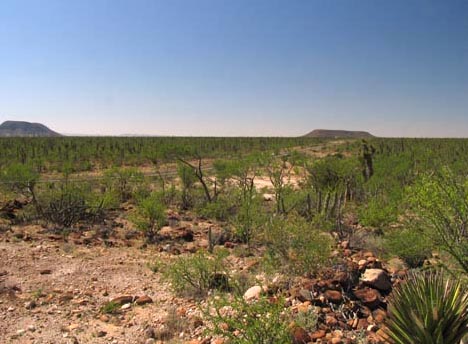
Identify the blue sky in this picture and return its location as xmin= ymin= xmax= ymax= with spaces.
xmin=0 ymin=0 xmax=467 ymax=137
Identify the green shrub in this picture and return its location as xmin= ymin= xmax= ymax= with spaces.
xmin=38 ymin=183 xmax=104 ymax=230
xmin=231 ymin=196 xmax=264 ymax=246
xmin=358 ymin=198 xmax=398 ymax=228
xmin=385 ymin=228 xmax=432 ymax=268
xmin=206 ymin=295 xmax=292 ymax=344
xmin=407 ymin=168 xmax=468 ymax=273
xmin=162 ymin=249 xmax=231 ymax=298
xmin=386 ymin=271 xmax=468 ymax=344
xmin=131 ymin=192 xmax=166 ymax=242
xmin=196 ymin=196 xmax=234 ymax=221
xmin=104 ymin=167 xmax=145 ymax=203
xmin=263 ymin=215 xmax=333 ymax=276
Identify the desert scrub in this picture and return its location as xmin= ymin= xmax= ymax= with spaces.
xmin=38 ymin=182 xmax=105 ymax=230
xmin=384 ymin=228 xmax=432 ymax=268
xmin=206 ymin=295 xmax=292 ymax=344
xmin=407 ymin=168 xmax=468 ymax=274
xmin=386 ymin=271 xmax=468 ymax=344
xmin=131 ymin=192 xmax=166 ymax=243
xmin=263 ymin=214 xmax=333 ymax=276
xmin=162 ymin=249 xmax=231 ymax=298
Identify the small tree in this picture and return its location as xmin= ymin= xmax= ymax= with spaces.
xmin=132 ymin=193 xmax=166 ymax=242
xmin=177 ymin=163 xmax=197 ymax=209
xmin=0 ymin=163 xmax=40 ymax=212
xmin=408 ymin=168 xmax=468 ymax=273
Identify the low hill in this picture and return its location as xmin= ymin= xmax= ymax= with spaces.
xmin=304 ymin=129 xmax=374 ymax=139
xmin=0 ymin=121 xmax=61 ymax=137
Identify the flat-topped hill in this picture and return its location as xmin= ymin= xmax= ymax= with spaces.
xmin=304 ymin=129 xmax=374 ymax=139
xmin=0 ymin=121 xmax=61 ymax=137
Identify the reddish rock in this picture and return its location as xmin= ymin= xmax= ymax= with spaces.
xmin=372 ymin=308 xmax=387 ymax=323
xmin=110 ymin=295 xmax=134 ymax=305
xmin=353 ymin=288 xmax=382 ymax=309
xmin=135 ymin=295 xmax=153 ymax=305
xmin=326 ymin=315 xmax=338 ymax=326
xmin=290 ymin=326 xmax=311 ymax=344
xmin=324 ymin=290 xmax=343 ymax=304
xmin=310 ymin=329 xmax=326 ymax=339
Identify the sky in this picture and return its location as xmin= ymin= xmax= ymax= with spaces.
xmin=0 ymin=0 xmax=467 ymax=137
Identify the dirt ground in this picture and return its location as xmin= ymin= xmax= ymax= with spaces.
xmin=0 ymin=227 xmax=207 ymax=344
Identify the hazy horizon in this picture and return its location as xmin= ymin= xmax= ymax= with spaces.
xmin=1 ymin=0 xmax=468 ymax=137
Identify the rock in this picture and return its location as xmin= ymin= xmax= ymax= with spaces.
xmin=372 ymin=308 xmax=387 ymax=323
xmin=121 ymin=303 xmax=131 ymax=310
xmin=16 ymin=329 xmax=25 ymax=336
xmin=310 ymin=329 xmax=326 ymax=339
xmin=324 ymin=290 xmax=343 ymax=304
xmin=145 ymin=326 xmax=155 ymax=338
xmin=177 ymin=229 xmax=194 ymax=242
xmin=27 ymin=325 xmax=36 ymax=332
xmin=290 ymin=326 xmax=311 ymax=344
xmin=326 ymin=315 xmax=338 ymax=326
xmin=67 ymin=337 xmax=79 ymax=344
xmin=24 ymin=300 xmax=36 ymax=309
xmin=96 ymin=330 xmax=107 ymax=337
xmin=362 ymin=269 xmax=392 ymax=291
xmin=110 ymin=295 xmax=134 ymax=305
xmin=243 ymin=286 xmax=262 ymax=301
xmin=354 ymin=288 xmax=382 ymax=310
xmin=99 ymin=314 xmax=110 ymax=322
xmin=297 ymin=289 xmax=313 ymax=302
xmin=135 ymin=295 xmax=153 ymax=305
xmin=39 ymin=269 xmax=52 ymax=275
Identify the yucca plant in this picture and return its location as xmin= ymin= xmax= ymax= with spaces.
xmin=386 ymin=271 xmax=468 ymax=344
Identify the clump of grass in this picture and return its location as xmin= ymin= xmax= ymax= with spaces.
xmin=162 ymin=249 xmax=231 ymax=298
xmin=100 ymin=301 xmax=120 ymax=314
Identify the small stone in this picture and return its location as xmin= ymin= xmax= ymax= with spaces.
xmin=16 ymin=329 xmax=25 ymax=336
xmin=110 ymin=295 xmax=134 ymax=305
xmin=96 ymin=330 xmax=107 ymax=337
xmin=121 ymin=303 xmax=131 ymax=310
xmin=24 ymin=301 xmax=36 ymax=309
xmin=243 ymin=286 xmax=262 ymax=301
xmin=27 ymin=325 xmax=36 ymax=332
xmin=67 ymin=337 xmax=79 ymax=344
xmin=99 ymin=314 xmax=110 ymax=322
xmin=39 ymin=269 xmax=52 ymax=275
xmin=297 ymin=289 xmax=313 ymax=302
xmin=310 ymin=329 xmax=326 ymax=339
xmin=324 ymin=290 xmax=343 ymax=304
xmin=354 ymin=288 xmax=382 ymax=310
xmin=290 ymin=326 xmax=311 ymax=344
xmin=135 ymin=295 xmax=153 ymax=305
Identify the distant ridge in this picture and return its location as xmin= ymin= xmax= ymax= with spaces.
xmin=304 ymin=129 xmax=374 ymax=139
xmin=0 ymin=121 xmax=61 ymax=137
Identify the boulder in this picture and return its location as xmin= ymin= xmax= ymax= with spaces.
xmin=362 ymin=269 xmax=392 ymax=291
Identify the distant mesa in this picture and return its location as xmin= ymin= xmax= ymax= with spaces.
xmin=0 ymin=121 xmax=62 ymax=137
xmin=304 ymin=129 xmax=374 ymax=139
